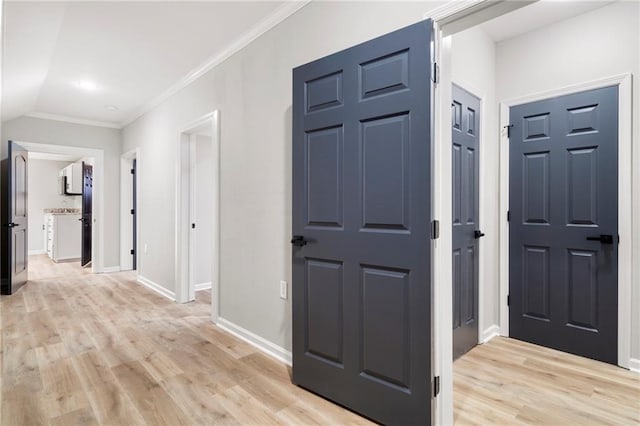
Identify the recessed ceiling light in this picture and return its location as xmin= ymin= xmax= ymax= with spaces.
xmin=105 ymin=105 xmax=118 ymax=112
xmin=74 ymin=80 xmax=98 ymax=91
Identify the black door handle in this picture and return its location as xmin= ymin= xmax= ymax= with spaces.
xmin=3 ymin=222 xmax=17 ymax=228
xmin=474 ymin=230 xmax=485 ymax=239
xmin=291 ymin=235 xmax=308 ymax=247
xmin=586 ymin=234 xmax=613 ymax=244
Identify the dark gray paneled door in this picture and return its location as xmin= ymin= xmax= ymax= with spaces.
xmin=81 ymin=162 xmax=93 ymax=267
xmin=292 ymin=20 xmax=433 ymax=425
xmin=1 ymin=141 xmax=29 ymax=295
xmin=509 ymin=86 xmax=618 ymax=365
xmin=452 ymin=85 xmax=481 ymax=360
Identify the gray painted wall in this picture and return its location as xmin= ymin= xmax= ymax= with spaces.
xmin=122 ymin=1 xmax=447 ymax=352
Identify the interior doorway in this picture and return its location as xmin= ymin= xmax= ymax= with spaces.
xmin=176 ymin=111 xmax=220 ymax=317
xmin=430 ymin=1 xmax=636 ymax=424
xmin=120 ymin=148 xmax=139 ymax=272
xmin=1 ymin=140 xmax=104 ymax=294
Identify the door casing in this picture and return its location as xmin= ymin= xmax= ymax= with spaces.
xmin=9 ymin=141 xmax=105 ymax=274
xmin=120 ymin=148 xmax=140 ymax=272
xmin=175 ymin=111 xmax=220 ymax=322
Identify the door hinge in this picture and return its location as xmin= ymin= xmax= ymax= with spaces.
xmin=130 ymin=249 xmax=135 ymax=255
xmin=507 ymin=210 xmax=510 ymax=222
xmin=504 ymin=124 xmax=514 ymax=138
xmin=507 ymin=295 xmax=510 ymax=306
xmin=131 ymin=168 xmax=135 ymax=174
xmin=432 ymin=62 xmax=439 ymax=84
xmin=192 ymin=223 xmax=196 ymax=229
xmin=433 ymin=376 xmax=440 ymax=397
xmin=431 ymin=220 xmax=440 ymax=239
xmin=130 ymin=209 xmax=135 ymax=215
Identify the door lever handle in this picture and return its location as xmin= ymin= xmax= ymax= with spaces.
xmin=474 ymin=230 xmax=485 ymax=239
xmin=290 ymin=235 xmax=308 ymax=247
xmin=586 ymin=234 xmax=613 ymax=244
xmin=3 ymin=222 xmax=17 ymax=228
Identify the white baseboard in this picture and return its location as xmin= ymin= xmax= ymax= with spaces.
xmin=137 ymin=275 xmax=176 ymax=301
xmin=102 ymin=266 xmax=121 ymax=273
xmin=28 ymin=249 xmax=46 ymax=255
xmin=195 ymin=282 xmax=212 ymax=291
xmin=481 ymin=324 xmax=500 ymax=344
xmin=216 ymin=317 xmax=292 ymax=366
xmin=629 ymin=358 xmax=640 ymax=373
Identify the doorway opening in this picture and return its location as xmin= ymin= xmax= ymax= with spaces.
xmin=430 ymin=1 xmax=636 ymax=424
xmin=1 ymin=141 xmax=105 ymax=293
xmin=176 ymin=111 xmax=220 ymax=320
xmin=120 ymin=148 xmax=139 ymax=272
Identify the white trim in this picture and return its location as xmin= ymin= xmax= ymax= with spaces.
xmin=195 ymin=282 xmax=212 ymax=292
xmin=424 ymin=0 xmax=485 ymax=22
xmin=120 ymin=148 xmax=140 ymax=272
xmin=481 ymin=324 xmax=500 ymax=344
xmin=629 ymin=358 xmax=640 ymax=373
xmin=28 ymin=249 xmax=46 ymax=255
xmin=25 ymin=112 xmax=121 ymax=129
xmin=121 ymin=1 xmax=310 ymax=127
xmin=15 ymin=141 xmax=105 ymax=274
xmin=498 ymin=73 xmax=634 ymax=370
xmin=101 ymin=266 xmax=121 ymax=273
xmin=432 ymin=27 xmax=454 ymax=426
xmin=216 ymin=317 xmax=292 ymax=366
xmin=176 ymin=111 xmax=221 ymax=327
xmin=424 ymin=0 xmax=534 ymax=35
xmin=137 ymin=275 xmax=176 ymax=301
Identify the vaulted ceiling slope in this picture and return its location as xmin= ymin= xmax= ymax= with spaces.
xmin=2 ymin=1 xmax=289 ymax=127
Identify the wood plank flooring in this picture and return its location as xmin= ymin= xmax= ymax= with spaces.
xmin=454 ymin=337 xmax=640 ymax=425
xmin=1 ymin=256 xmax=371 ymax=426
xmin=2 ymin=255 xmax=638 ymax=425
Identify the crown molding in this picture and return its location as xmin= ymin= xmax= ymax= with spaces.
xmin=24 ymin=112 xmax=122 ymax=129
xmin=121 ymin=0 xmax=312 ymax=128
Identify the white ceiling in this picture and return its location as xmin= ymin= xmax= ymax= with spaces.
xmin=479 ymin=0 xmax=615 ymax=42
xmin=2 ymin=1 xmax=290 ymax=126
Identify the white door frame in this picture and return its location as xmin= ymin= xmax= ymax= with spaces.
xmin=120 ymin=148 xmax=140 ymax=272
xmin=15 ymin=140 xmax=105 ymax=274
xmin=498 ymin=73 xmax=634 ymax=370
xmin=428 ymin=1 xmax=636 ymax=425
xmin=176 ymin=111 xmax=221 ymax=323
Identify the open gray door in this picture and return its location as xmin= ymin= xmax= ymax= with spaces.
xmin=80 ymin=162 xmax=93 ymax=267
xmin=452 ymin=85 xmax=481 ymax=360
xmin=1 ymin=141 xmax=29 ymax=295
xmin=509 ymin=86 xmax=618 ymax=364
xmin=292 ymin=20 xmax=434 ymax=425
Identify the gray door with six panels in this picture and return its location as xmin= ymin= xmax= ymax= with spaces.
xmin=292 ymin=20 xmax=434 ymax=425
xmin=451 ymin=85 xmax=481 ymax=360
xmin=509 ymin=86 xmax=618 ymax=364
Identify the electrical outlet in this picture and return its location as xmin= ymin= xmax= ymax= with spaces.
xmin=279 ymin=280 xmax=288 ymax=300
xmin=144 ymin=243 xmax=148 ymax=254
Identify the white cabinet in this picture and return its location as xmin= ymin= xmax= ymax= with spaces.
xmin=60 ymin=163 xmax=83 ymax=195
xmin=45 ymin=213 xmax=81 ymax=262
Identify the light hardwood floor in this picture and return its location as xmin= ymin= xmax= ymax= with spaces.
xmin=1 ymin=255 xmax=638 ymax=425
xmin=454 ymin=337 xmax=640 ymax=425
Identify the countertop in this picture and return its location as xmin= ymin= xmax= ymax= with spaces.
xmin=44 ymin=208 xmax=81 ymax=215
